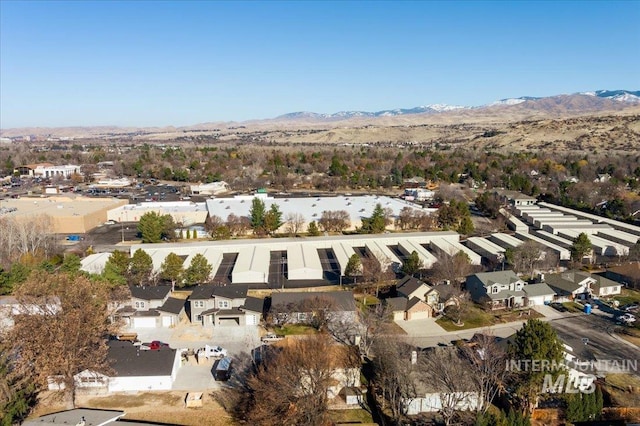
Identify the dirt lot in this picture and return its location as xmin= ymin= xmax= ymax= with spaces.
xmin=76 ymin=391 xmax=234 ymax=425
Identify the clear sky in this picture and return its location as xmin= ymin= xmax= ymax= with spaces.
xmin=1 ymin=1 xmax=638 ymax=128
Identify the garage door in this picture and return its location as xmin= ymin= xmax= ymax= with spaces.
xmin=218 ymin=318 xmax=240 ymax=326
xmin=408 ymin=311 xmax=431 ymax=320
xmin=245 ymin=314 xmax=258 ymax=326
xmin=133 ymin=317 xmax=156 ymax=328
xmin=162 ymin=316 xmax=173 ymax=327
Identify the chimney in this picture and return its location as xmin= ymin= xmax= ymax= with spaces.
xmin=411 ymin=350 xmax=417 ymax=365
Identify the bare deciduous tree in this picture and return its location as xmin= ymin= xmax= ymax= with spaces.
xmin=318 ymin=210 xmax=351 ymax=233
xmin=284 ymin=212 xmax=305 ymax=237
xmin=7 ymin=271 xmax=117 ymax=408
xmin=0 ymin=215 xmax=57 ymax=268
xmin=234 ymin=334 xmax=347 ymax=426
xmin=419 ymin=346 xmax=479 ymax=426
xmin=430 ymin=249 xmax=476 ymax=287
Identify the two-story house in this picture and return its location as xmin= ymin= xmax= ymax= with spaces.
xmin=188 ymin=284 xmax=264 ymax=326
xmin=545 ymin=271 xmax=621 ymax=300
xmin=116 ymin=285 xmax=185 ymax=328
xmin=466 ymin=271 xmax=526 ymax=309
xmin=387 ymin=276 xmax=436 ymax=321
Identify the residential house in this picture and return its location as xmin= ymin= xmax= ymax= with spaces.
xmin=0 ymin=295 xmax=61 ymax=329
xmin=116 ymin=285 xmax=185 ymax=328
xmin=466 ymin=271 xmax=526 ymax=309
xmin=387 ymin=276 xmax=436 ymax=321
xmin=270 ymin=291 xmax=357 ymax=326
xmin=72 ymin=340 xmax=182 ymax=392
xmin=544 ymin=271 xmax=622 ymax=300
xmin=493 ymin=189 xmax=537 ymax=207
xmin=522 ymin=283 xmax=556 ymax=306
xmin=189 ymin=284 xmax=263 ymax=326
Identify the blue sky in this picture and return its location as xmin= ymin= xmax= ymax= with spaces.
xmin=1 ymin=1 xmax=638 ymax=128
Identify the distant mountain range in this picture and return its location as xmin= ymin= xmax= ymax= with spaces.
xmin=275 ymin=90 xmax=640 ymax=120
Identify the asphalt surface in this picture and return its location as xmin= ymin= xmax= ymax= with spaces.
xmin=548 ymin=314 xmax=640 ymax=376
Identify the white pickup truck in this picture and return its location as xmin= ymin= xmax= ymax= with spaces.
xmin=197 ymin=345 xmax=228 ymax=359
xmin=260 ymin=333 xmax=285 ymax=343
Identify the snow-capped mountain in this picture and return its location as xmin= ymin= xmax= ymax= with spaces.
xmin=276 ymin=90 xmax=638 ymax=121
xmin=581 ymin=90 xmax=640 ymax=103
xmin=276 ymin=104 xmax=467 ymax=120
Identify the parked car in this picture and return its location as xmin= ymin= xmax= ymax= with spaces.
xmin=617 ymin=313 xmax=636 ymax=324
xmin=550 ymin=303 xmax=568 ymax=313
xmin=213 ymin=356 xmax=233 ymax=381
xmin=140 ymin=340 xmax=169 ymax=351
xmin=621 ymin=303 xmax=640 ymax=313
xmin=198 ymin=345 xmax=227 ymax=359
xmin=260 ymin=333 xmax=285 ymax=343
xmin=104 ymin=220 xmax=116 ymax=225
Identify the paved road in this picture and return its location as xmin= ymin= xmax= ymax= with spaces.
xmin=548 ymin=315 xmax=640 ymax=376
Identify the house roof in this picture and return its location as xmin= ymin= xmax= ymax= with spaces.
xmin=396 ymin=275 xmax=427 ymax=298
xmin=271 ymin=291 xmax=356 ymax=312
xmin=212 ymin=284 xmax=248 ymax=300
xmin=486 ymin=289 xmax=526 ymax=301
xmin=108 ymin=341 xmax=176 ymax=377
xmin=385 ymin=296 xmax=408 ymax=312
xmin=522 ymin=283 xmax=556 ymax=298
xmin=242 ymin=296 xmax=265 ymax=314
xmin=158 ymin=297 xmax=185 ymax=315
xmin=406 ymin=297 xmax=427 ymax=311
xmin=189 ymin=284 xmax=248 ymax=300
xmin=129 ymin=285 xmax=171 ymax=301
xmin=189 ymin=285 xmax=216 ymax=300
xmin=431 ymin=284 xmax=456 ymax=302
xmin=470 ymin=271 xmax=522 ymax=287
xmin=544 ymin=271 xmax=595 ymax=294
xmin=22 ymin=408 xmax=124 ymax=426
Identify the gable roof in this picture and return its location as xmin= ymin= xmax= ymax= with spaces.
xmin=158 ymin=297 xmax=185 ymax=315
xmin=271 ymin=291 xmax=356 ymax=312
xmin=242 ymin=296 xmax=265 ymax=314
xmin=406 ymin=297 xmax=427 ymax=311
xmin=129 ymin=285 xmax=171 ymax=301
xmin=212 ymin=284 xmax=248 ymax=300
xmin=22 ymin=408 xmax=124 ymax=426
xmin=522 ymin=283 xmax=556 ymax=298
xmin=606 ymin=262 xmax=640 ymax=281
xmin=108 ymin=341 xmax=176 ymax=377
xmin=431 ymin=284 xmax=457 ymax=302
xmin=396 ymin=275 xmax=427 ymax=297
xmin=385 ymin=296 xmax=409 ymax=312
xmin=544 ymin=271 xmax=594 ymax=294
xmin=470 ymin=271 xmax=522 ymax=287
xmin=189 ymin=285 xmax=216 ymax=300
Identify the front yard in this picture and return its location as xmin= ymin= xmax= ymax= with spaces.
xmin=272 ymin=323 xmax=318 ymax=335
xmin=436 ymin=304 xmax=543 ymax=332
xmin=612 ymin=288 xmax=640 ymax=306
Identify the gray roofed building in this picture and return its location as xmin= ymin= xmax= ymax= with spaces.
xmin=271 ymin=291 xmax=357 ymax=312
xmin=108 ymin=341 xmax=177 ymax=377
xmin=212 ymin=285 xmax=249 ymax=299
xmin=522 ymin=283 xmax=555 ymax=298
xmin=386 ymin=296 xmax=409 ymax=313
xmin=158 ymin=297 xmax=185 ymax=315
xmin=396 ymin=276 xmax=430 ymax=300
xmin=129 ymin=285 xmax=172 ymax=301
xmin=242 ymin=296 xmax=265 ymax=314
xmin=545 ymin=271 xmax=621 ymax=299
xmin=22 ymin=408 xmax=124 ymax=426
xmin=466 ymin=270 xmax=527 ymax=309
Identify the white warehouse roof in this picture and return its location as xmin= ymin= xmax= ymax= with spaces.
xmin=429 ymin=238 xmax=482 ymax=265
xmin=514 ymin=232 xmax=571 ymax=261
xmin=287 ymin=244 xmax=324 ymax=280
xmin=233 ymin=246 xmax=271 ymax=283
xmin=489 ymin=233 xmax=524 ymax=249
xmin=538 ymin=202 xmax=640 ymax=237
xmin=398 ymin=240 xmax=438 ymax=269
xmin=205 ymin=194 xmax=432 ymax=231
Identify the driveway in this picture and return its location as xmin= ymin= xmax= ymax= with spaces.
xmin=532 ymin=304 xmax=565 ymax=319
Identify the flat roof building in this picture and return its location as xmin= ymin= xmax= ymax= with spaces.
xmin=0 ymin=196 xmax=128 ymax=234
xmin=108 ymin=201 xmax=208 ymax=226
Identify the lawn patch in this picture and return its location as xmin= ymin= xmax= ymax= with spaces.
xmin=273 ymin=324 xmax=318 ymax=335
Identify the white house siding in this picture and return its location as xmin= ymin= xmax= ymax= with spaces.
xmin=405 ymin=392 xmax=479 ymax=415
xmin=245 ymin=313 xmax=260 ymax=325
xmin=108 ymin=376 xmax=172 ymax=392
xmin=132 ymin=317 xmax=157 ymax=328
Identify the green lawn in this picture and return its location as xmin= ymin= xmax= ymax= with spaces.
xmin=613 ymin=288 xmax=640 ymax=306
xmin=436 ymin=306 xmax=494 ymax=331
xmin=272 ymin=324 xmax=318 ymax=335
xmin=328 ymin=408 xmax=374 ymax=424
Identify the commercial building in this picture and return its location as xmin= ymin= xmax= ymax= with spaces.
xmin=15 ymin=163 xmax=81 ymax=178
xmin=0 ymin=196 xmax=128 ymax=234
xmin=107 ymin=201 xmax=208 ymax=225
xmin=126 ymin=231 xmax=462 ymax=287
xmin=204 ymin=193 xmax=432 ymax=232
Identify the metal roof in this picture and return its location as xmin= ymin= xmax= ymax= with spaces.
xmin=398 ymin=240 xmax=438 ymax=268
xmin=232 ymin=246 xmax=270 ymax=283
xmin=539 ymin=202 xmax=640 ymax=237
xmin=287 ymin=243 xmax=324 ymax=280
xmin=429 ymin=237 xmax=482 ymax=265
xmin=515 ymin=231 xmax=571 ymax=260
